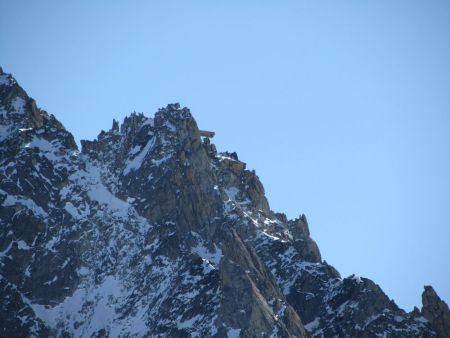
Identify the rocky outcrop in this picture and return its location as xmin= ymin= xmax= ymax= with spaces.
xmin=1 ymin=67 xmax=448 ymax=337
xmin=1 ymin=69 xmax=308 ymax=337
xmin=422 ymin=286 xmax=450 ymax=338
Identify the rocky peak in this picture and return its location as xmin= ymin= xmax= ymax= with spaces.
xmin=0 ymin=70 xmax=65 ymax=131
xmin=111 ymin=118 xmax=119 ymax=132
xmin=153 ymin=103 xmax=201 ymax=147
xmin=422 ymin=286 xmax=450 ymax=338
xmin=2 ymin=68 xmax=449 ymax=338
xmin=80 ymin=103 xmax=197 ymax=163
xmin=121 ymin=104 xmax=221 ymax=231
xmin=0 ymin=69 xmax=76 ymax=162
xmin=120 ymin=112 xmax=148 ymax=135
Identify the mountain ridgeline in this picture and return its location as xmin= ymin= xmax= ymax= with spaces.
xmin=1 ymin=67 xmax=449 ymax=337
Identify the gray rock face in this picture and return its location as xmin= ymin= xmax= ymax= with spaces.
xmin=1 ymin=67 xmax=449 ymax=337
xmin=422 ymin=286 xmax=450 ymax=338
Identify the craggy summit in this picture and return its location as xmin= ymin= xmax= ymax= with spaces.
xmin=1 ymin=67 xmax=449 ymax=337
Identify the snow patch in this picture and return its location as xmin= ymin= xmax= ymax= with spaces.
xmin=227 ymin=328 xmax=241 ymax=338
xmin=0 ymin=125 xmax=14 ymax=142
xmin=0 ymin=74 xmax=11 ymax=86
xmin=123 ymin=137 xmax=156 ymax=175
xmin=350 ymin=274 xmax=363 ymax=284
xmin=81 ymin=163 xmax=131 ymax=217
xmin=43 ymin=276 xmax=58 ymax=285
xmin=225 ymin=186 xmax=239 ymax=200
xmin=151 ymin=152 xmax=172 ymax=166
xmin=141 ymin=118 xmax=154 ymax=127
xmin=64 ymin=202 xmax=90 ymax=220
xmin=305 ymin=317 xmax=320 ymax=332
xmin=11 ymin=97 xmax=26 ymax=113
xmin=25 ymin=136 xmax=60 ymax=162
xmin=17 ymin=240 xmax=30 ymax=250
xmin=177 ymin=314 xmax=203 ymax=330
xmin=191 ymin=235 xmax=222 ymax=268
xmin=3 ymin=194 xmax=48 ymax=218
xmin=163 ymin=120 xmax=176 ymax=132
xmin=29 ymin=275 xmax=132 ymax=336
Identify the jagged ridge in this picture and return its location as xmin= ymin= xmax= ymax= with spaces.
xmin=1 ymin=67 xmax=449 ymax=338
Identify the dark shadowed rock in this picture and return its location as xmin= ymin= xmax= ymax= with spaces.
xmin=422 ymin=286 xmax=450 ymax=338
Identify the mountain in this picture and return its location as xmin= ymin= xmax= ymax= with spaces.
xmin=1 ymin=67 xmax=449 ymax=338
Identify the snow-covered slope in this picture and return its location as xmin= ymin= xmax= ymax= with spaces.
xmin=1 ymin=67 xmax=449 ymax=337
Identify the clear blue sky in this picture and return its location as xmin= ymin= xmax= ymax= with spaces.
xmin=1 ymin=0 xmax=449 ymax=311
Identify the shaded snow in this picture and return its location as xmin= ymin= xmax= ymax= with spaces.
xmin=11 ymin=97 xmax=25 ymax=113
xmin=25 ymin=136 xmax=61 ymax=162
xmin=0 ymin=74 xmax=11 ymax=85
xmin=64 ymin=202 xmax=90 ymax=220
xmin=305 ymin=317 xmax=320 ymax=332
xmin=191 ymin=233 xmax=222 ymax=268
xmin=123 ymin=137 xmax=156 ymax=175
xmin=225 ymin=186 xmax=239 ymax=200
xmin=177 ymin=314 xmax=203 ymax=330
xmin=151 ymin=152 xmax=172 ymax=166
xmin=163 ymin=120 xmax=176 ymax=132
xmin=2 ymin=193 xmax=48 ymax=218
xmin=141 ymin=118 xmax=154 ymax=127
xmin=80 ymin=163 xmax=131 ymax=218
xmin=17 ymin=240 xmax=30 ymax=250
xmin=227 ymin=328 xmax=241 ymax=338
xmin=0 ymin=125 xmax=13 ymax=142
xmin=28 ymin=275 xmax=148 ymax=337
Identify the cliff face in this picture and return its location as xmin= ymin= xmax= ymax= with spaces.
xmin=0 ymin=68 xmax=448 ymax=337
xmin=422 ymin=286 xmax=450 ymax=338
